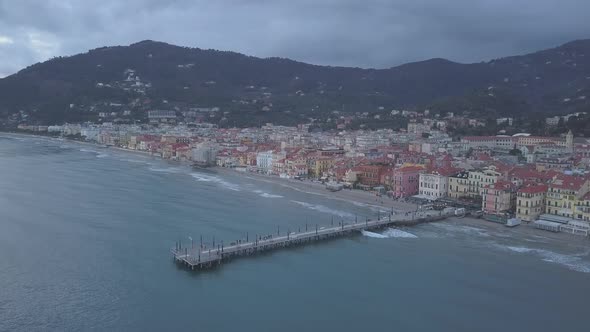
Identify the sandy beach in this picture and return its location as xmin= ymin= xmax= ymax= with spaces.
xmin=215 ymin=167 xmax=421 ymax=212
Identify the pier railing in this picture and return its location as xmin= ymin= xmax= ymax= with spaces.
xmin=172 ymin=209 xmax=454 ymax=271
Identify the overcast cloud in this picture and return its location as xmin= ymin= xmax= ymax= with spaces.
xmin=1 ymin=0 xmax=589 ymax=77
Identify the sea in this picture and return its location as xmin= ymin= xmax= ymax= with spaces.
xmin=1 ymin=133 xmax=589 ymax=332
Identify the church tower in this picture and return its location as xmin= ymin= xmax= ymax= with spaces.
xmin=566 ymin=130 xmax=574 ymax=151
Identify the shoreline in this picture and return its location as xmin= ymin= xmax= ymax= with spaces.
xmin=1 ymin=131 xmax=420 ymax=213
xmin=4 ymin=131 xmax=589 ymax=246
xmin=215 ymin=166 xmax=421 ymax=213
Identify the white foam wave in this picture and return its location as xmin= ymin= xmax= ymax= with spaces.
xmin=382 ymin=228 xmax=418 ymax=238
xmin=190 ymin=173 xmax=241 ymax=191
xmin=290 ymin=200 xmax=354 ymax=218
xmin=96 ymin=153 xmax=109 ymax=158
xmin=252 ymin=189 xmax=283 ymax=198
xmin=80 ymin=148 xmax=97 ymax=153
xmin=503 ymin=246 xmax=590 ymax=273
xmin=120 ymin=158 xmax=149 ymax=164
xmin=148 ymin=167 xmax=183 ymax=173
xmin=260 ymin=193 xmax=283 ymax=198
xmin=361 ymin=228 xmax=418 ymax=239
xmin=432 ymin=223 xmax=490 ymax=237
xmin=361 ymin=230 xmax=388 ymax=238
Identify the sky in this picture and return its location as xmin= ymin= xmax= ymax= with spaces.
xmin=1 ymin=0 xmax=589 ymax=77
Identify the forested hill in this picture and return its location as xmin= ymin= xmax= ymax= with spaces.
xmin=1 ymin=39 xmax=589 ymax=125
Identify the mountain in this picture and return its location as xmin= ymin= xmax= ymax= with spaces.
xmin=1 ymin=39 xmax=589 ymax=126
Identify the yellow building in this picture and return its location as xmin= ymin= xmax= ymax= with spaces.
xmin=312 ymin=157 xmax=334 ymax=178
xmin=578 ymin=193 xmax=590 ymax=222
xmin=448 ymin=170 xmax=470 ymax=199
xmin=516 ymin=184 xmax=548 ymax=222
xmin=545 ymin=174 xmax=590 ymax=220
xmin=466 ymin=166 xmax=502 ymax=198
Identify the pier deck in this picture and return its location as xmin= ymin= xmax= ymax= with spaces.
xmin=172 ymin=210 xmax=454 ymax=270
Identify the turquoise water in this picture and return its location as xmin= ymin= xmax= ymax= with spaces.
xmin=1 ymin=134 xmax=589 ymax=331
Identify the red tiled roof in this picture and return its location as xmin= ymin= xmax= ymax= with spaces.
xmin=394 ymin=165 xmax=424 ymax=173
xmin=518 ymin=183 xmax=548 ymax=194
xmin=484 ymin=180 xmax=514 ymax=190
xmin=550 ymin=174 xmax=587 ymax=191
xmin=429 ymin=167 xmax=459 ymax=177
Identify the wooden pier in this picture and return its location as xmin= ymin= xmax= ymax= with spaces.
xmin=171 ymin=210 xmax=455 ymax=271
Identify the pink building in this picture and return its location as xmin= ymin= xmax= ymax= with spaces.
xmin=391 ymin=166 xmax=423 ymax=198
xmin=482 ymin=180 xmax=517 ymax=215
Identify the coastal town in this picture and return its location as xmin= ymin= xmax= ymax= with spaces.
xmin=14 ymin=108 xmax=590 ymax=237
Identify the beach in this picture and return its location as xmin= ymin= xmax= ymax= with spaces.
xmin=216 ymin=167 xmax=422 ymax=212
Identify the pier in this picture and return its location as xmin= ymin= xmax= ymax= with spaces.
xmin=171 ymin=209 xmax=456 ymax=271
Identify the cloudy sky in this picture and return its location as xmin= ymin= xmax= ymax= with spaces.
xmin=1 ymin=0 xmax=589 ymax=77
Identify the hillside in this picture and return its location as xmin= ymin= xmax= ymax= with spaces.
xmin=1 ymin=39 xmax=589 ymax=126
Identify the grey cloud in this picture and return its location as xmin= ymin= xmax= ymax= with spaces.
xmin=0 ymin=0 xmax=589 ymax=77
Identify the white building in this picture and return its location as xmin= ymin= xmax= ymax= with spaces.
xmin=419 ymin=170 xmax=454 ymax=200
xmin=81 ymin=127 xmax=100 ymax=141
xmin=545 ymin=116 xmax=561 ymax=126
xmin=256 ymin=151 xmax=274 ymax=174
xmin=191 ymin=143 xmax=218 ymax=166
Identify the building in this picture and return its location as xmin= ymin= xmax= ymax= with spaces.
xmin=461 ymin=136 xmax=515 ymax=151
xmin=391 ymin=166 xmax=423 ymax=198
xmin=578 ymin=192 xmax=590 ymax=222
xmin=482 ymin=181 xmax=516 ymax=215
xmin=515 ymin=134 xmax=570 ymax=149
xmin=545 ymin=116 xmax=561 ymax=126
xmin=566 ymin=129 xmax=574 ymax=152
xmin=356 ymin=165 xmax=386 ymax=187
xmin=312 ymin=157 xmax=335 ymax=178
xmin=466 ymin=166 xmax=503 ymax=199
xmin=256 ymin=151 xmax=274 ymax=174
xmin=192 ymin=143 xmax=218 ymax=166
xmin=535 ymin=157 xmax=574 ymax=171
xmin=448 ymin=170 xmax=470 ymax=199
xmin=545 ymin=174 xmax=590 ymax=220
xmin=496 ymin=117 xmax=513 ymax=126
xmin=516 ymin=183 xmax=548 ymax=222
xmin=418 ymin=168 xmax=457 ymax=200
xmin=148 ymin=110 xmax=177 ymax=123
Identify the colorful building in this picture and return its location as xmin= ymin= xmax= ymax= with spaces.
xmin=516 ymin=183 xmax=548 ymax=222
xmin=482 ymin=180 xmax=517 ymax=215
xmin=391 ymin=166 xmax=423 ymax=198
xmin=545 ymin=174 xmax=590 ymax=219
xmin=418 ymin=167 xmax=457 ymax=200
xmin=448 ymin=170 xmax=470 ymax=199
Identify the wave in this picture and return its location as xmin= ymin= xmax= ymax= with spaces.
xmin=252 ymin=190 xmax=283 ymax=198
xmin=118 ymin=157 xmax=150 ymax=164
xmin=148 ymin=167 xmax=183 ymax=174
xmin=502 ymin=246 xmax=590 ymax=273
xmin=382 ymin=228 xmax=418 ymax=238
xmin=190 ymin=173 xmax=241 ymax=191
xmin=432 ymin=223 xmax=490 ymax=237
xmin=361 ymin=228 xmax=418 ymax=239
xmin=290 ymin=200 xmax=354 ymax=218
xmin=361 ymin=230 xmax=388 ymax=238
xmin=80 ymin=148 xmax=97 ymax=153
xmin=260 ymin=193 xmax=283 ymax=198
xmin=96 ymin=153 xmax=109 ymax=158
